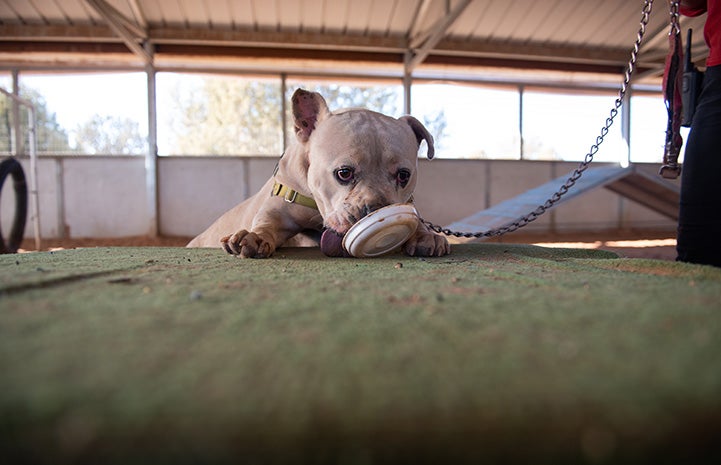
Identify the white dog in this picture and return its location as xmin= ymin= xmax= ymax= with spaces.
xmin=187 ymin=89 xmax=450 ymax=258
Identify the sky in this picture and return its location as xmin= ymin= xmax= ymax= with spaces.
xmin=19 ymin=73 xmax=149 ymax=131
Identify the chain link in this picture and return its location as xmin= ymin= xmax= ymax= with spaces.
xmin=669 ymin=0 xmax=681 ymax=36
xmin=660 ymin=0 xmax=683 ymax=178
xmin=421 ymin=0 xmax=655 ymax=239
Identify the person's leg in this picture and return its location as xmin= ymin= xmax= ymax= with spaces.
xmin=677 ymin=65 xmax=721 ymax=267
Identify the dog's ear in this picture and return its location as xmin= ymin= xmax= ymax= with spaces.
xmin=400 ymin=116 xmax=435 ymax=159
xmin=292 ymin=89 xmax=330 ymax=143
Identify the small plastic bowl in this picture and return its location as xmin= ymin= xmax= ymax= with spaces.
xmin=342 ymin=204 xmax=419 ymax=257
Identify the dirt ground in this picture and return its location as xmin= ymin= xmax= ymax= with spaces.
xmin=18 ymin=229 xmax=678 ymax=261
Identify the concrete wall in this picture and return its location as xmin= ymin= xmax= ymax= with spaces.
xmin=158 ymin=157 xmax=278 ymax=237
xmin=2 ymin=156 xmax=148 ymax=239
xmin=1 ymin=156 xmax=677 ymax=242
xmin=415 ymin=160 xmax=675 ymax=234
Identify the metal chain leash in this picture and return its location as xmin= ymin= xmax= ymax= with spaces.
xmin=669 ymin=0 xmax=681 ymax=36
xmin=421 ymin=0 xmax=656 ymax=239
xmin=660 ymin=0 xmax=684 ymax=178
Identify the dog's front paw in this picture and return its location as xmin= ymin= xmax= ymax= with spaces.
xmin=403 ymin=228 xmax=450 ymax=257
xmin=221 ymin=230 xmax=275 ymax=258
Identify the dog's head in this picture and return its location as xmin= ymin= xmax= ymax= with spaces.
xmin=290 ymin=88 xmax=434 ymax=235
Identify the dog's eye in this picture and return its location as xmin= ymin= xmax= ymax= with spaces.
xmin=396 ymin=169 xmax=411 ymax=188
xmin=335 ymin=167 xmax=355 ymax=184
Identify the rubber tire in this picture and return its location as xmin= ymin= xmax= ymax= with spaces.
xmin=0 ymin=157 xmax=28 ymax=254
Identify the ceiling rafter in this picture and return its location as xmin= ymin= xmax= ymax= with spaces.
xmin=0 ymin=23 xmax=636 ymax=65
xmin=0 ymin=23 xmax=658 ymax=75
xmin=0 ymin=24 xmax=118 ymax=41
xmin=406 ymin=0 xmax=472 ymax=71
xmin=407 ymin=0 xmax=434 ymax=43
xmin=84 ymin=0 xmax=151 ymax=63
xmin=128 ymin=0 xmax=148 ymax=29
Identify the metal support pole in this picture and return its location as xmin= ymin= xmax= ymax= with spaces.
xmin=281 ymin=73 xmax=288 ymax=152
xmin=145 ymin=42 xmax=159 ymax=237
xmin=620 ymin=89 xmax=632 ymax=168
xmin=55 ymin=158 xmax=66 ymax=239
xmin=618 ymin=90 xmax=630 ymax=225
xmin=403 ymin=51 xmax=412 ymax=115
xmin=11 ymin=70 xmax=22 ymax=156
xmin=27 ymin=104 xmax=41 ymax=250
xmin=518 ymin=85 xmax=525 ymax=160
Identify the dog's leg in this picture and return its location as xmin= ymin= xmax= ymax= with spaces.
xmin=221 ymin=230 xmax=276 ymax=258
xmin=221 ymin=206 xmax=311 ymax=258
xmin=403 ymin=222 xmax=451 ymax=257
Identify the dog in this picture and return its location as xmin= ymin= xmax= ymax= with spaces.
xmin=187 ymin=88 xmax=450 ymax=258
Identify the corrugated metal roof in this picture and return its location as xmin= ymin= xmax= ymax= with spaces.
xmin=0 ymin=0 xmax=710 ymax=83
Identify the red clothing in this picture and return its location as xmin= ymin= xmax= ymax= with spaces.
xmin=681 ymin=0 xmax=721 ymax=66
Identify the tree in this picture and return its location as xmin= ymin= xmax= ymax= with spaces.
xmin=522 ymin=135 xmax=561 ymax=160
xmin=296 ymin=83 xmax=401 ymax=116
xmin=420 ymin=109 xmax=447 ymax=154
xmin=167 ymin=78 xmax=283 ymax=155
xmin=288 ymin=83 xmax=447 ymax=151
xmin=3 ymin=86 xmax=147 ymax=155
xmin=165 ymin=78 xmax=447 ymax=156
xmin=73 ymin=115 xmax=146 ymax=155
xmin=1 ymin=86 xmax=73 ymax=154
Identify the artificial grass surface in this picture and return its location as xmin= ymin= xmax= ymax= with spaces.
xmin=1 ymin=244 xmax=720 ymax=464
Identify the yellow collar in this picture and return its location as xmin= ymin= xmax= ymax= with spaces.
xmin=271 ymin=182 xmax=318 ymax=210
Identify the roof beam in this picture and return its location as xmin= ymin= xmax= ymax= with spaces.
xmin=408 ymin=0 xmax=434 ymax=42
xmin=0 ymin=24 xmax=658 ymax=68
xmin=84 ymin=0 xmax=151 ymax=63
xmin=0 ymin=9 xmax=671 ymax=77
xmin=128 ymin=0 xmax=148 ymax=29
xmin=0 ymin=24 xmax=118 ymax=42
xmin=0 ymin=40 xmax=651 ymax=76
xmin=0 ymin=35 xmax=654 ymax=75
xmin=433 ymin=37 xmax=635 ymax=66
xmin=0 ymin=24 xmax=406 ymax=52
xmin=85 ymin=0 xmax=146 ymax=39
xmin=149 ymin=28 xmax=407 ymax=52
xmin=406 ymin=0 xmax=472 ymax=71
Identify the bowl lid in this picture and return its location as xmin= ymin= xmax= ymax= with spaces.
xmin=342 ymin=204 xmax=419 ymax=257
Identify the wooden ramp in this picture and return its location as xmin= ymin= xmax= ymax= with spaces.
xmin=444 ymin=165 xmax=680 ymax=242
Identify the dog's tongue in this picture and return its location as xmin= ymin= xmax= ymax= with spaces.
xmin=320 ymin=229 xmax=351 ymax=257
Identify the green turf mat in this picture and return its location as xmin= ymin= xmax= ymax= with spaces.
xmin=1 ymin=244 xmax=720 ymax=464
